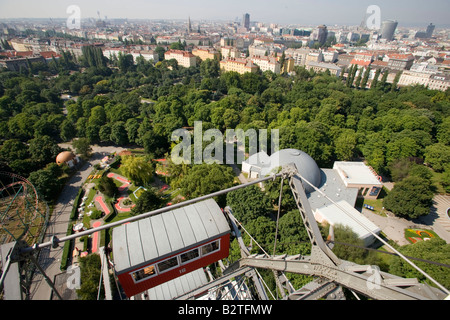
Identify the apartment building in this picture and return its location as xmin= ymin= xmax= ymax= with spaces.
xmin=398 ymin=70 xmax=450 ymax=91
xmin=219 ymin=58 xmax=258 ymax=74
xmin=192 ymin=47 xmax=220 ymax=61
xmin=164 ymin=49 xmax=197 ymax=68
xmin=284 ymin=48 xmax=324 ymax=67
xmin=306 ymin=61 xmax=342 ymax=77
xmin=221 ymin=46 xmax=240 ymax=59
xmin=251 ymin=56 xmax=281 ymax=74
xmin=385 ymin=53 xmax=414 ymax=71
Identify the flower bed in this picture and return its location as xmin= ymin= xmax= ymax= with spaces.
xmin=405 ymin=228 xmax=438 ymax=244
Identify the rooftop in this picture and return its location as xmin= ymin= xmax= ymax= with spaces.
xmin=307 ymin=168 xmax=359 ymax=211
xmin=243 ymin=149 xmax=322 ymax=193
xmin=333 ymin=161 xmax=382 ymax=187
xmin=314 ymin=200 xmax=381 ymax=244
xmin=145 ymin=268 xmax=208 ymax=300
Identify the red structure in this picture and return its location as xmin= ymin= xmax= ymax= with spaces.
xmin=112 ymin=199 xmax=231 ymax=298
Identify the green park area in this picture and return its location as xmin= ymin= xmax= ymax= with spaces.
xmin=61 ymin=151 xmax=179 ymax=270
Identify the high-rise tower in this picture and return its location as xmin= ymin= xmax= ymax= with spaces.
xmin=380 ymin=20 xmax=398 ymax=41
xmin=426 ymin=23 xmax=435 ymax=38
xmin=188 ymin=16 xmax=192 ymax=33
xmin=242 ymin=13 xmax=250 ymax=30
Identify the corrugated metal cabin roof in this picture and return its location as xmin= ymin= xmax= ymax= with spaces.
xmin=112 ymin=198 xmax=230 ymax=274
xmin=145 ymin=268 xmax=208 ymax=300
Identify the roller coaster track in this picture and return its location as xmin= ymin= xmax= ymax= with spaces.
xmin=0 ymin=171 xmax=39 ymax=211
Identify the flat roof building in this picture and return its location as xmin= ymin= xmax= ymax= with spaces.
xmin=333 ymin=161 xmax=383 ymax=199
xmin=314 ymin=200 xmax=382 ymax=246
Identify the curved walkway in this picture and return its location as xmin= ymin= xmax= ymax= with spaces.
xmin=95 ymin=195 xmax=111 ymax=215
xmin=115 ymin=197 xmax=135 ymax=212
xmin=107 ymin=172 xmax=131 ymax=191
xmin=91 ymin=220 xmax=103 ymax=254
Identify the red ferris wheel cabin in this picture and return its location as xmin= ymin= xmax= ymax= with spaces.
xmin=112 ymin=199 xmax=231 ymax=298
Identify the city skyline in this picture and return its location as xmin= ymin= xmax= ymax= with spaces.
xmin=0 ymin=0 xmax=449 ymax=27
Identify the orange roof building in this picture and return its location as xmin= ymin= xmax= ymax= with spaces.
xmin=56 ymin=151 xmax=80 ymax=168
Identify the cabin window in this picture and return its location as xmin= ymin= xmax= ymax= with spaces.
xmin=157 ymin=256 xmax=178 ymax=273
xmin=180 ymin=248 xmax=200 ymax=264
xmin=132 ymin=265 xmax=156 ymax=282
xmin=201 ymin=240 xmax=220 ymax=256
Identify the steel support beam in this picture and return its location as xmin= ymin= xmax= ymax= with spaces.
xmin=230 ymin=254 xmax=446 ymax=300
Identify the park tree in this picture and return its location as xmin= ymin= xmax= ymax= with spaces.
xmin=28 ymin=135 xmax=62 ymax=167
xmin=354 ymin=67 xmax=363 ymax=89
xmin=388 ymin=158 xmax=417 ymax=182
xmin=442 ymin=165 xmax=450 ymax=193
xmin=28 ymin=165 xmax=62 ymax=202
xmin=244 ymin=216 xmax=276 ymax=253
xmin=110 ymin=121 xmax=129 ymax=145
xmin=97 ymin=176 xmax=118 ymax=198
xmin=264 ymin=176 xmax=297 ymax=213
xmin=80 ymin=46 xmax=107 ymax=69
xmin=72 ymin=137 xmax=92 ymax=159
xmin=179 ymin=163 xmax=235 ymax=206
xmin=60 ymin=119 xmax=77 ymax=142
xmin=141 ymin=129 xmax=167 ymax=158
xmin=99 ymin=123 xmax=112 ymax=142
xmin=131 ymin=188 xmax=166 ymax=216
xmin=424 ymin=143 xmax=450 ymax=172
xmin=385 ymin=137 xmax=420 ymax=166
xmin=436 ymin=117 xmax=450 ymax=145
xmin=383 ymin=175 xmax=434 ymax=219
xmin=334 ymin=129 xmax=358 ymax=161
xmin=371 ymin=68 xmax=381 ymax=89
xmin=120 ymin=155 xmax=154 ymax=186
xmin=77 ymin=254 xmax=103 ymax=300
xmin=125 ymin=118 xmax=140 ymax=144
xmin=0 ymin=139 xmax=29 ymax=163
xmin=330 ymin=224 xmax=382 ymax=266
xmin=117 ymin=52 xmax=135 ymax=73
xmin=226 ymin=185 xmax=272 ymax=225
xmin=8 ymin=113 xmax=38 ymax=140
xmin=379 ymin=70 xmax=389 ymax=92
xmin=389 ymin=238 xmax=450 ymax=289
xmin=360 ymin=66 xmax=371 ymax=89
xmin=277 ymin=209 xmax=310 ymax=246
xmin=200 ymin=58 xmax=220 ymax=78
xmin=391 ymin=71 xmax=402 ymax=92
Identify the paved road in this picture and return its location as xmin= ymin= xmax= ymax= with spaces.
xmin=415 ymin=194 xmax=450 ymax=242
xmin=29 ymin=144 xmax=124 ymax=300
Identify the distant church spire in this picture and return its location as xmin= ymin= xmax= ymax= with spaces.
xmin=188 ymin=16 xmax=192 ymax=33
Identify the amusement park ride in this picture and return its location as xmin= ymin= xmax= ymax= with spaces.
xmin=0 ymin=165 xmax=449 ymax=300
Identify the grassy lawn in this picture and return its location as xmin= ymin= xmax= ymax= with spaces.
xmin=356 ymin=197 xmax=387 ymax=217
xmin=355 ymin=187 xmax=389 ymax=217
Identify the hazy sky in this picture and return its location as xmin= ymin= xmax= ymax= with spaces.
xmin=0 ymin=0 xmax=449 ymax=27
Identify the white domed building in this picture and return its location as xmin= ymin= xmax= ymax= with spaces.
xmin=241 ymin=148 xmax=382 ymax=246
xmin=242 ymin=148 xmax=321 ymax=193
